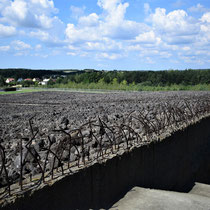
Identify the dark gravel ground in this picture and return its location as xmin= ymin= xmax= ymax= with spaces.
xmin=0 ymin=90 xmax=210 ymax=192
xmin=1 ymin=90 xmax=209 ymax=132
xmin=1 ymin=90 xmax=210 ymax=153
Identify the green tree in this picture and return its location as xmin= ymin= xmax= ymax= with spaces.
xmin=21 ymin=80 xmax=34 ymax=87
xmin=98 ymin=78 xmax=105 ymax=85
xmin=112 ymin=78 xmax=118 ymax=85
xmin=0 ymin=76 xmax=6 ymax=87
xmin=47 ymin=79 xmax=55 ymax=86
xmin=121 ymin=79 xmax=127 ymax=85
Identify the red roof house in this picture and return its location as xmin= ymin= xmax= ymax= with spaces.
xmin=5 ymin=78 xmax=15 ymax=83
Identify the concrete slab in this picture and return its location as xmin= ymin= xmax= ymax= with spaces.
xmin=190 ymin=182 xmax=210 ymax=199
xmin=111 ymin=185 xmax=210 ymax=210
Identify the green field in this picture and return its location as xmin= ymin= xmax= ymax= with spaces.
xmin=0 ymin=87 xmax=119 ymax=95
xmin=49 ymin=83 xmax=210 ymax=91
xmin=1 ymin=83 xmax=210 ymax=95
xmin=0 ymin=88 xmax=45 ymax=95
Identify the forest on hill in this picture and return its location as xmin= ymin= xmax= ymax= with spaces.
xmin=62 ymin=69 xmax=210 ymax=86
xmin=0 ymin=68 xmax=210 ymax=91
xmin=0 ymin=68 xmax=82 ymax=79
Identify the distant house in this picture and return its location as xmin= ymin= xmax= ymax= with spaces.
xmin=40 ymin=78 xmax=50 ymax=85
xmin=5 ymin=78 xmax=15 ymax=83
xmin=32 ymin=78 xmax=40 ymax=82
xmin=17 ymin=78 xmax=23 ymax=82
xmin=24 ymin=78 xmax=32 ymax=81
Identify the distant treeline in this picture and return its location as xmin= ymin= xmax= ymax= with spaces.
xmin=62 ymin=69 xmax=210 ymax=86
xmin=0 ymin=68 xmax=80 ymax=79
xmin=0 ymin=68 xmax=210 ymax=86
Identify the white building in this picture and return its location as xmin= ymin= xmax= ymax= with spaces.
xmin=40 ymin=78 xmax=50 ymax=85
xmin=32 ymin=78 xmax=40 ymax=82
xmin=6 ymin=78 xmax=15 ymax=83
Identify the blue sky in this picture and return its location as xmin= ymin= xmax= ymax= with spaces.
xmin=0 ymin=0 xmax=210 ymax=70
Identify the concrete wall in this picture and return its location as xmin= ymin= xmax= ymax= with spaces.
xmin=3 ymin=117 xmax=210 ymax=209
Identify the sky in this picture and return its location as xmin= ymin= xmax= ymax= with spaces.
xmin=0 ymin=0 xmax=210 ymax=70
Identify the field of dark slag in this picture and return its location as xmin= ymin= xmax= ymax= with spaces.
xmin=0 ymin=91 xmax=210 ymax=200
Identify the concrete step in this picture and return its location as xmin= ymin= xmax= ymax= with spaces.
xmin=111 ymin=183 xmax=210 ymax=210
xmin=189 ymin=182 xmax=210 ymax=199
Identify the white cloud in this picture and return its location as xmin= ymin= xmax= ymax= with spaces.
xmin=30 ymin=30 xmax=50 ymax=41
xmin=97 ymin=0 xmax=122 ymax=12
xmin=38 ymin=14 xmax=54 ymax=29
xmin=0 ymin=0 xmax=10 ymax=12
xmin=65 ymin=23 xmax=101 ymax=43
xmin=0 ymin=23 xmax=16 ymax=37
xmin=79 ymin=13 xmax=99 ymax=27
xmin=138 ymin=48 xmax=172 ymax=59
xmin=70 ymin=6 xmax=86 ymax=19
xmin=159 ymin=51 xmax=172 ymax=58
xmin=127 ymin=44 xmax=143 ymax=51
xmin=146 ymin=57 xmax=155 ymax=64
xmin=199 ymin=12 xmax=210 ymax=44
xmin=90 ymin=3 xmax=208 ymax=64
xmin=179 ymin=54 xmax=204 ymax=64
xmin=200 ymin=24 xmax=208 ymax=32
xmin=96 ymin=52 xmax=123 ymax=60
xmin=182 ymin=46 xmax=191 ymax=51
xmin=29 ymin=27 xmax=66 ymax=48
xmin=98 ymin=0 xmax=129 ymax=25
xmin=67 ymin=52 xmax=77 ymax=56
xmin=34 ymin=53 xmax=48 ymax=58
xmin=142 ymin=57 xmax=155 ymax=64
xmin=30 ymin=0 xmax=55 ymax=10
xmin=134 ymin=31 xmax=161 ymax=44
xmin=35 ymin=44 xmax=42 ymax=50
xmin=0 ymin=0 xmax=60 ymax=29
xmin=200 ymin=24 xmax=210 ymax=32
xmin=84 ymin=39 xmax=122 ymax=52
xmin=11 ymin=40 xmax=31 ymax=50
xmin=97 ymin=0 xmax=143 ymax=40
xmin=145 ymin=7 xmax=204 ymax=52
xmin=163 ymin=35 xmax=196 ymax=45
xmin=103 ymin=20 xmax=148 ymax=40
xmin=1 ymin=0 xmax=36 ymax=27
xmin=1 ymin=0 xmax=208 ymax=67
xmin=66 ymin=0 xmax=149 ymax=44
xmin=144 ymin=3 xmax=151 ymax=15
xmin=188 ymin=4 xmax=209 ymax=13
xmin=0 ymin=45 xmax=10 ymax=51
xmin=66 ymin=1 xmax=203 ymax=62
xmin=149 ymin=8 xmax=197 ymax=36
xmin=201 ymin=12 xmax=210 ymax=23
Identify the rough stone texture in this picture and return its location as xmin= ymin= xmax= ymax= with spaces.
xmin=1 ymin=91 xmax=210 ymax=186
xmin=1 ymin=114 xmax=210 ymax=210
